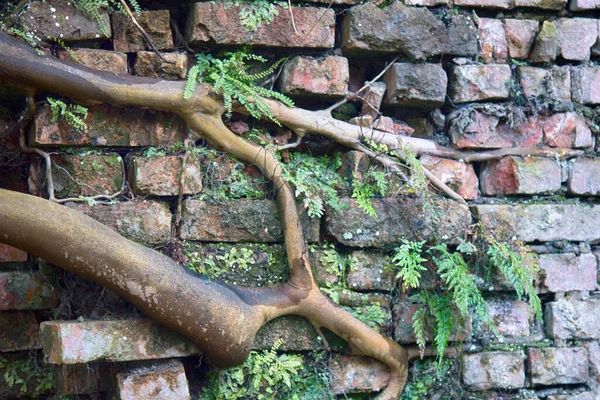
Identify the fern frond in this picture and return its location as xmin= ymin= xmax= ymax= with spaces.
xmin=392 ymin=240 xmax=427 ymax=289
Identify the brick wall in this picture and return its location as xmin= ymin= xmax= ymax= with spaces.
xmin=1 ymin=0 xmax=600 ymax=398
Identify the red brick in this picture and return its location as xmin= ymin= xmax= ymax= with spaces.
xmin=504 ymin=19 xmax=539 ymax=59
xmin=450 ymin=65 xmax=512 ymax=103
xmin=54 ymin=364 xmax=109 ymax=395
xmin=40 ymin=319 xmax=200 ymax=364
xmin=485 ymin=300 xmax=531 ymax=337
xmin=572 ymin=66 xmax=600 ymax=105
xmin=186 ymin=3 xmax=334 ymax=49
xmin=329 ymin=355 xmax=389 ymax=394
xmin=134 ymin=51 xmax=188 ymax=81
xmin=0 ymin=244 xmax=27 ymax=263
xmin=129 ymin=155 xmax=202 ymax=196
xmin=559 ymin=18 xmax=598 ymax=61
xmin=543 ymin=112 xmax=593 ymax=148
xmin=117 ymin=360 xmax=190 ymax=400
xmin=0 ymin=312 xmax=40 ymax=351
xmin=518 ymin=66 xmax=571 ymax=111
xmin=480 ymin=156 xmax=561 ymax=195
xmin=421 ymin=155 xmax=479 ymax=200
xmin=568 ymin=157 xmax=600 ymax=195
xmin=58 ymin=49 xmax=128 ymax=74
xmin=360 ymin=82 xmax=386 ymax=118
xmin=394 ymin=303 xmax=471 ymax=343
xmin=537 ymin=253 xmax=597 ymax=293
xmin=279 ymin=56 xmax=349 ymax=98
xmin=0 ymin=272 xmax=58 ymax=310
xmin=478 ymin=18 xmax=508 ymax=63
xmin=463 ymin=352 xmax=525 ymax=390
xmin=113 ymin=10 xmax=173 ymax=52
xmin=528 ymin=347 xmax=589 ymax=386
xmin=31 ymin=104 xmax=186 ymax=147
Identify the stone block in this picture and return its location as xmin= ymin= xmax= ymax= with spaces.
xmin=0 ymin=312 xmax=41 ymax=351
xmin=346 ymin=252 xmax=394 ymax=292
xmin=485 ymin=299 xmax=531 ymax=337
xmin=528 ymin=347 xmax=589 ymax=386
xmin=515 ymin=0 xmax=566 ymax=8
xmin=473 ymin=204 xmax=600 ymax=242
xmin=480 ymin=156 xmax=561 ymax=195
xmin=309 ymin=248 xmax=341 ymax=288
xmin=54 ymin=364 xmax=109 ymax=395
xmin=31 ymin=104 xmax=186 ymax=147
xmin=421 ymin=155 xmax=479 ymax=200
xmin=394 ymin=303 xmax=471 ymax=343
xmin=542 ymin=112 xmax=593 ymax=148
xmin=546 ymin=297 xmax=600 ymax=339
xmin=66 ymin=201 xmax=172 ymax=245
xmin=129 ymin=155 xmax=202 ymax=196
xmin=180 ymin=199 xmax=319 ymax=243
xmin=537 ymin=253 xmax=597 ymax=293
xmin=570 ymin=0 xmax=600 ymax=9
xmin=445 ymin=15 xmax=479 ymax=57
xmin=531 ymin=21 xmax=559 ymax=63
xmin=278 ymin=56 xmax=349 ymax=98
xmin=0 ymin=272 xmax=58 ymax=310
xmin=504 ymin=19 xmax=540 ymax=59
xmin=454 ymin=0 xmax=513 ymax=8
xmin=0 ymin=244 xmax=27 ymax=263
xmin=329 ymin=355 xmax=389 ymax=394
xmin=463 ymin=352 xmax=525 ymax=390
xmin=360 ymin=82 xmax=386 ymax=118
xmin=116 ymin=360 xmax=190 ymax=400
xmin=572 ymin=66 xmax=600 ymax=105
xmin=40 ymin=319 xmax=200 ymax=364
xmin=58 ymin=49 xmax=128 ymax=74
xmin=253 ymin=315 xmax=332 ymax=351
xmin=559 ymin=18 xmax=598 ymax=61
xmin=186 ymin=3 xmax=334 ymax=49
xmin=20 ymin=0 xmax=110 ymax=43
xmin=31 ymin=154 xmax=124 ymax=198
xmin=383 ymin=63 xmax=447 ymax=109
xmin=325 ymin=197 xmax=471 ymax=248
xmin=113 ymin=10 xmax=173 ymax=52
xmin=134 ymin=52 xmax=188 ymax=80
xmin=568 ymin=157 xmax=600 ymax=195
xmin=518 ymin=66 xmax=572 ymax=111
xmin=450 ymin=65 xmax=512 ymax=103
xmin=582 ymin=340 xmax=600 ymax=392
xmin=478 ymin=18 xmax=508 ymax=63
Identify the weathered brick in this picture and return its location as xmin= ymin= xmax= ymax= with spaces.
xmin=54 ymin=364 xmax=109 ymax=395
xmin=346 ymin=252 xmax=394 ymax=292
xmin=58 ymin=49 xmax=128 ymax=74
xmin=449 ymin=111 xmax=543 ymax=149
xmin=31 ymin=104 xmax=186 ymax=147
xmin=568 ymin=157 xmax=600 ymax=195
xmin=454 ymin=0 xmax=513 ymax=8
xmin=0 ymin=244 xmax=27 ymax=263
xmin=278 ymin=56 xmax=349 ymax=98
xmin=20 ymin=0 xmax=110 ymax=43
xmin=30 ymin=154 xmax=124 ymax=198
xmin=478 ymin=18 xmax=508 ymax=63
xmin=570 ymin=0 xmax=600 ymax=9
xmin=582 ymin=340 xmax=600 ymax=392
xmin=329 ymin=355 xmax=389 ymax=394
xmin=66 ymin=201 xmax=172 ymax=245
xmin=309 ymin=248 xmax=341 ymax=287
xmin=0 ymin=272 xmax=58 ymax=310
xmin=117 ymin=360 xmax=190 ymax=400
xmin=360 ymin=82 xmax=386 ymax=118
xmin=518 ymin=66 xmax=572 ymax=111
xmin=546 ymin=297 xmax=600 ymax=339
xmin=40 ymin=319 xmax=200 ymax=364
xmin=253 ymin=315 xmax=339 ymax=351
xmin=180 ymin=199 xmax=319 ymax=243
xmin=515 ymin=0 xmax=566 ymax=8
xmin=113 ymin=10 xmax=173 ymax=52
xmin=405 ymin=0 xmax=449 ymax=5
xmin=473 ymin=204 xmax=600 ymax=242
xmin=537 ymin=253 xmax=597 ymax=293
xmin=186 ymin=3 xmax=334 ymax=49
xmin=134 ymin=52 xmax=188 ymax=81
xmin=528 ymin=347 xmax=589 ymax=386
xmin=485 ymin=299 xmax=531 ymax=337
xmin=572 ymin=66 xmax=600 ymax=105
xmin=559 ymin=18 xmax=598 ymax=61
xmin=395 ymin=303 xmax=471 ymax=343
xmin=543 ymin=112 xmax=593 ymax=148
xmin=504 ymin=19 xmax=539 ymax=59
xmin=383 ymin=63 xmax=447 ymax=109
xmin=325 ymin=197 xmax=471 ymax=248
xmin=129 ymin=155 xmax=202 ymax=196
xmin=463 ymin=352 xmax=525 ymax=390
xmin=421 ymin=155 xmax=479 ymax=200
xmin=450 ymin=65 xmax=512 ymax=103
xmin=445 ymin=15 xmax=479 ymax=57
xmin=480 ymin=156 xmax=561 ymax=195
xmin=0 ymin=312 xmax=41 ymax=351
xmin=531 ymin=21 xmax=559 ymax=63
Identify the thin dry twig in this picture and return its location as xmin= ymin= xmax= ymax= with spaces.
xmin=118 ymin=0 xmax=170 ymax=63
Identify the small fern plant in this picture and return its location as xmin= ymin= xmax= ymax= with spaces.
xmin=224 ymin=0 xmax=287 ymax=32
xmin=47 ymin=97 xmax=88 ymax=132
xmin=72 ymin=0 xmax=142 ymax=37
xmin=184 ymin=51 xmax=294 ymax=125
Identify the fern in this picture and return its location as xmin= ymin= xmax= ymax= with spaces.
xmin=351 ymin=170 xmax=388 ymax=216
xmin=392 ymin=240 xmax=427 ymax=289
xmin=225 ymin=0 xmax=286 ymax=32
xmin=183 ymin=51 xmax=294 ymax=125
xmin=47 ymin=97 xmax=88 ymax=132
